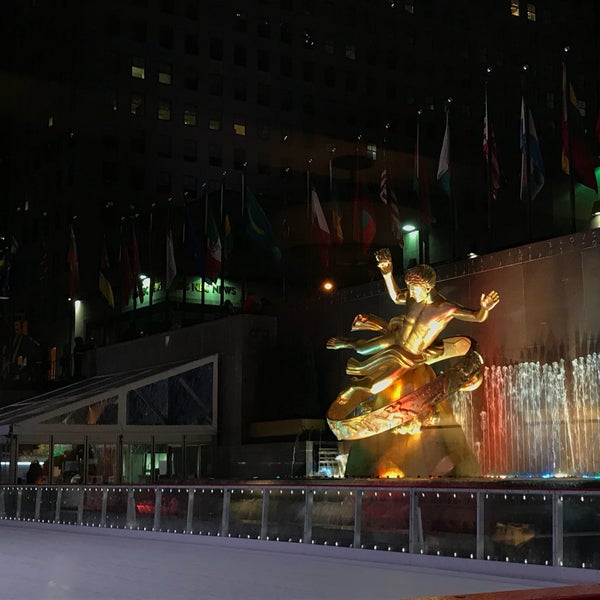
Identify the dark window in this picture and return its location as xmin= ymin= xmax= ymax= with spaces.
xmin=159 ymin=26 xmax=173 ymax=49
xmin=185 ymin=33 xmax=199 ymax=55
xmin=131 ymin=132 xmax=146 ymax=153
xmin=257 ymin=83 xmax=270 ymax=106
xmin=157 ymin=134 xmax=172 ymax=158
xmin=129 ymin=166 xmax=145 ymax=191
xmin=209 ymin=73 xmax=223 ymax=96
xmin=235 ymin=13 xmax=247 ymax=32
xmin=234 ymin=44 xmax=246 ymax=67
xmin=280 ymin=23 xmax=292 ymax=43
xmin=257 ymin=120 xmax=270 ymax=139
xmin=303 ymin=61 xmax=315 ymax=82
xmin=185 ymin=1 xmax=198 ymax=20
xmin=183 ymin=139 xmax=197 ymax=162
xmin=210 ymin=39 xmax=223 ymax=60
xmin=257 ymin=50 xmax=270 ymax=72
xmin=258 ymin=19 xmax=270 ymax=38
xmin=160 ymin=0 xmax=174 ymax=14
xmin=280 ymin=56 xmax=292 ymax=77
xmin=302 ymin=95 xmax=315 ymax=115
xmin=130 ymin=93 xmax=144 ymax=116
xmin=157 ymin=171 xmax=171 ymax=193
xmin=234 ymin=147 xmax=247 ymax=170
xmin=131 ymin=20 xmax=147 ymax=43
xmin=102 ymin=161 xmax=118 ymax=185
xmin=345 ymin=73 xmax=357 ymax=92
xmin=234 ymin=79 xmax=247 ymax=101
xmin=184 ymin=68 xmax=198 ymax=90
xmin=208 ymin=144 xmax=222 ymax=167
xmin=280 ymin=89 xmax=292 ymax=110
xmin=104 ymin=14 xmax=120 ymax=38
xmin=183 ymin=175 xmax=197 ymax=197
xmin=324 ymin=66 xmax=335 ymax=87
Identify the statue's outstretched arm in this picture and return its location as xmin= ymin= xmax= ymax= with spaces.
xmin=453 ymin=290 xmax=500 ymax=323
xmin=375 ymin=248 xmax=407 ymax=305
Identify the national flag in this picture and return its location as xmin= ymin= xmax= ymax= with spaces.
xmin=389 ymin=189 xmax=403 ymax=247
xmin=483 ymin=90 xmax=501 ymax=200
xmin=310 ymin=185 xmax=331 ymax=268
xmin=130 ymin=225 xmax=144 ymax=302
xmin=67 ymin=225 xmax=79 ymax=298
xmin=379 ymin=169 xmax=388 ymax=205
xmin=353 ymin=180 xmax=376 ymax=254
xmin=205 ymin=209 xmax=222 ymax=283
xmin=245 ymin=186 xmax=281 ymax=260
xmin=99 ymin=236 xmax=115 ymax=308
xmin=437 ymin=111 xmax=451 ymax=197
xmin=119 ymin=233 xmax=133 ymax=305
xmin=165 ymin=227 xmax=176 ymax=289
xmin=520 ymin=99 xmax=545 ymax=201
xmin=561 ymin=62 xmax=598 ymax=193
xmin=183 ymin=207 xmax=205 ymax=276
xmin=330 ymin=179 xmax=343 ymax=246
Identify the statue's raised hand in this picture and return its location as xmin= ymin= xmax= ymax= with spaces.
xmin=480 ymin=290 xmax=500 ymax=312
xmin=374 ymin=248 xmax=393 ymax=275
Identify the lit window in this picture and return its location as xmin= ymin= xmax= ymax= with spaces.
xmin=131 ymin=56 xmax=145 ymax=79
xmin=234 ymin=121 xmax=246 ymax=136
xmin=510 ymin=0 xmax=520 ymax=17
xmin=209 ymin=115 xmax=222 ymax=131
xmin=367 ymin=143 xmax=377 ymax=160
xmin=527 ymin=2 xmax=536 ymax=20
xmin=184 ymin=105 xmax=197 ymax=126
xmin=131 ymin=93 xmax=144 ymax=116
xmin=48 ymin=116 xmax=54 ymax=128
xmin=345 ymin=45 xmax=355 ymax=60
xmin=158 ymin=63 xmax=172 ymax=85
xmin=158 ymin=99 xmax=171 ymax=121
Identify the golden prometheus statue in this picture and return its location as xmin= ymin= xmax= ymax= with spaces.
xmin=326 ymin=248 xmax=500 ymax=441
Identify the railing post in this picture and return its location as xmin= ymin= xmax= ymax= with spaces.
xmin=409 ymin=489 xmax=423 ymax=554
xmin=260 ymin=488 xmax=269 ymax=540
xmin=552 ymin=491 xmax=564 ymax=567
xmin=54 ymin=488 xmax=62 ymax=522
xmin=476 ymin=491 xmax=485 ymax=560
xmin=303 ymin=488 xmax=313 ymax=544
xmin=220 ymin=488 xmax=230 ymax=537
xmin=126 ymin=488 xmax=136 ymax=528
xmin=353 ymin=489 xmax=362 ymax=549
xmin=34 ymin=487 xmax=41 ymax=521
xmin=100 ymin=488 xmax=108 ymax=527
xmin=153 ymin=488 xmax=162 ymax=531
xmin=186 ymin=489 xmax=194 ymax=533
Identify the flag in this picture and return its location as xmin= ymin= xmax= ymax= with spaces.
xmin=205 ymin=209 xmax=222 ymax=283
xmin=310 ymin=185 xmax=331 ymax=268
xmin=353 ymin=180 xmax=376 ymax=254
xmin=483 ymin=90 xmax=501 ymax=200
xmin=389 ymin=189 xmax=403 ymax=247
xmin=165 ymin=227 xmax=176 ymax=289
xmin=183 ymin=208 xmax=205 ymax=275
xmin=520 ymin=98 xmax=545 ymax=201
xmin=245 ymin=186 xmax=281 ymax=260
xmin=130 ymin=225 xmax=144 ymax=302
xmin=119 ymin=233 xmax=133 ymax=305
xmin=561 ymin=62 xmax=598 ymax=193
xmin=330 ymin=179 xmax=343 ymax=246
xmin=99 ymin=236 xmax=114 ymax=308
xmin=67 ymin=225 xmax=79 ymax=298
xmin=437 ymin=111 xmax=451 ymax=197
xmin=379 ymin=169 xmax=388 ymax=204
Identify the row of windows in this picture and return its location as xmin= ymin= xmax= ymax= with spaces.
xmin=511 ymin=0 xmax=537 ymax=21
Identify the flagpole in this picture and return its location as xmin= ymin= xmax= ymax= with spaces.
xmin=148 ymin=202 xmax=155 ymax=332
xmin=220 ymin=171 xmax=226 ymax=307
xmin=563 ymin=48 xmax=577 ymax=233
xmin=521 ymin=65 xmax=533 ymax=242
xmin=166 ymin=198 xmax=172 ymax=328
xmin=202 ymin=184 xmax=208 ymax=316
xmin=240 ymin=169 xmax=246 ymax=306
xmin=444 ymin=99 xmax=457 ymax=261
xmin=484 ymin=76 xmax=494 ymax=250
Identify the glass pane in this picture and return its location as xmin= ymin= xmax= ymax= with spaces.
xmin=127 ymin=363 xmax=214 ymax=426
xmin=105 ymin=488 xmax=129 ymax=528
xmin=265 ymin=488 xmax=305 ymax=542
xmin=2 ymin=487 xmax=18 ymax=518
xmin=88 ymin=444 xmax=117 ymax=484
xmin=20 ymin=487 xmax=38 ymax=520
xmin=190 ymin=488 xmax=223 ymax=535
xmin=82 ymin=488 xmax=106 ymax=526
xmin=562 ymin=492 xmax=600 ymax=569
xmin=42 ymin=397 xmax=118 ymax=425
xmin=484 ymin=492 xmax=552 ymax=565
xmin=133 ymin=488 xmax=156 ymax=530
xmin=311 ymin=488 xmax=354 ymax=547
xmin=123 ymin=443 xmax=152 ymax=484
xmin=229 ymin=488 xmax=262 ymax=539
xmin=59 ymin=487 xmax=83 ymax=524
xmin=39 ymin=487 xmax=59 ymax=522
xmin=159 ymin=488 xmax=189 ymax=532
xmin=418 ymin=491 xmax=476 ymax=558
xmin=361 ymin=489 xmax=409 ymax=552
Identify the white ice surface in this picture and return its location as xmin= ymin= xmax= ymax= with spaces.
xmin=0 ymin=521 xmax=595 ymax=600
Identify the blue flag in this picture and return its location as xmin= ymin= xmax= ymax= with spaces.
xmin=520 ymin=98 xmax=545 ymax=201
xmin=245 ymin=187 xmax=281 ymax=260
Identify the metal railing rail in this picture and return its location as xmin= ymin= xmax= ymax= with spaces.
xmin=1 ymin=483 xmax=599 ymax=571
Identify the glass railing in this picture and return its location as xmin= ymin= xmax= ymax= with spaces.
xmin=1 ymin=483 xmax=599 ymax=571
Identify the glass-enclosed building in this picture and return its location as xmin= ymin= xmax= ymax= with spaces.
xmin=0 ymin=355 xmax=218 ymax=484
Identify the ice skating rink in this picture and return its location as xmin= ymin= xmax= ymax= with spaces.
xmin=0 ymin=521 xmax=596 ymax=600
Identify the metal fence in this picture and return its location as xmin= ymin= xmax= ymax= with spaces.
xmin=1 ymin=483 xmax=599 ymax=571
